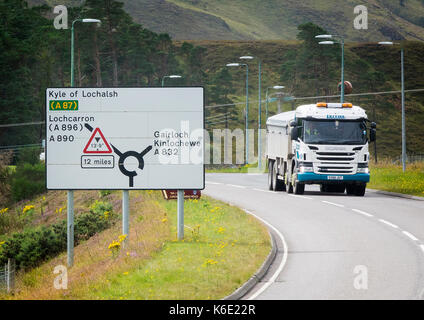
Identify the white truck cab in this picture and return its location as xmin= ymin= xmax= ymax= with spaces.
xmin=266 ymin=102 xmax=376 ymax=196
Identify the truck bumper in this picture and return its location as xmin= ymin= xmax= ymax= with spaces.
xmin=297 ymin=172 xmax=370 ymax=183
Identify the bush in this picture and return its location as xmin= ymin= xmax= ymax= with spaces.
xmin=0 ymin=200 xmax=116 ymax=270
xmin=17 ymin=147 xmax=41 ymax=166
xmin=0 ymin=151 xmax=12 ymax=207
xmin=15 ymin=227 xmax=64 ymax=270
xmin=75 ymin=211 xmax=111 ymax=242
xmin=90 ymin=200 xmax=113 ymax=215
xmin=10 ymin=163 xmax=45 ymax=202
xmin=98 ymin=190 xmax=112 ymax=198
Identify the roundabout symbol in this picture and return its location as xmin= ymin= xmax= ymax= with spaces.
xmin=111 ymin=145 xmax=152 ymax=187
xmin=84 ymin=123 xmax=152 ymax=187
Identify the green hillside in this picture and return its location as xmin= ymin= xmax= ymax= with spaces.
xmin=187 ymin=37 xmax=424 ymax=159
xmin=32 ymin=0 xmax=424 ymax=41
xmin=4 ymin=1 xmax=424 ymax=161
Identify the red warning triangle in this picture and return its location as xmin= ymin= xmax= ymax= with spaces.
xmin=83 ymin=128 xmax=112 ymax=154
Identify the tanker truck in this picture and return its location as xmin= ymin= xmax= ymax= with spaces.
xmin=266 ymin=102 xmax=376 ymax=196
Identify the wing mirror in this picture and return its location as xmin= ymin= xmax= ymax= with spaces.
xmin=291 ymin=127 xmax=299 ymax=140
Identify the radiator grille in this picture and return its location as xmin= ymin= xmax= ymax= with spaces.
xmin=314 ymin=151 xmax=356 ymax=174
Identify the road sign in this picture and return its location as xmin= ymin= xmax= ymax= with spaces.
xmin=83 ymin=127 xmax=113 ymax=153
xmin=46 ymin=87 xmax=204 ymax=190
xmin=162 ymin=190 xmax=201 ymax=200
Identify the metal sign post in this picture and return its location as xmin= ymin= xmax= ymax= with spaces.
xmin=67 ymin=190 xmax=74 ymax=267
xmin=177 ymin=190 xmax=184 ymax=240
xmin=122 ymin=190 xmax=129 ymax=244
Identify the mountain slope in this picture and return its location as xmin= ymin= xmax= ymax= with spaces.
xmin=32 ymin=0 xmax=424 ymax=41
xmin=165 ymin=0 xmax=424 ymax=41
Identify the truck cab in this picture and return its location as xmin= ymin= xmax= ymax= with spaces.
xmin=266 ymin=102 xmax=376 ymax=196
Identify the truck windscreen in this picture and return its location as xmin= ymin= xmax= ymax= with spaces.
xmin=303 ymin=120 xmax=367 ymax=145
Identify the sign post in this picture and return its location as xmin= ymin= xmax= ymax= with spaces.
xmin=177 ymin=190 xmax=184 ymax=240
xmin=122 ymin=190 xmax=129 ymax=244
xmin=46 ymin=87 xmax=204 ymax=261
xmin=67 ymin=190 xmax=74 ymax=267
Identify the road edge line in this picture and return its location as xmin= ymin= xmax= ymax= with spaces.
xmin=367 ymin=188 xmax=424 ymax=201
xmin=244 ymin=211 xmax=288 ymax=300
xmin=223 ymin=209 xmax=289 ymax=300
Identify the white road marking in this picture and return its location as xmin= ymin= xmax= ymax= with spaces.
xmin=352 ymin=209 xmax=374 ymax=217
xmin=253 ymin=188 xmax=287 ymax=195
xmin=379 ymin=219 xmax=399 ymax=229
xmin=206 ymin=181 xmax=222 ymax=185
xmin=420 ymin=245 xmax=424 ymax=253
xmin=242 ymin=209 xmax=289 ymax=301
xmin=402 ymin=231 xmax=419 ymax=241
xmin=226 ymin=184 xmax=246 ymax=189
xmin=288 ymin=194 xmax=313 ymax=200
xmin=321 ymin=200 xmax=345 ymax=208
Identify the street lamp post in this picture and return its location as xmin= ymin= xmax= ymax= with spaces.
xmin=240 ymin=56 xmax=262 ymax=168
xmin=265 ymin=86 xmax=285 ymax=120
xmin=226 ymin=63 xmax=249 ymax=164
xmin=71 ymin=19 xmax=101 ymax=87
xmin=379 ymin=42 xmax=406 ymax=171
xmin=69 ymin=18 xmax=101 ymax=267
xmin=162 ymin=74 xmax=182 ymax=87
xmin=316 ymin=34 xmax=345 ymax=103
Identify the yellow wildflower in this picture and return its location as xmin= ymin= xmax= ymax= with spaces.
xmin=108 ymin=240 xmax=121 ymax=250
xmin=22 ymin=205 xmax=35 ymax=214
xmin=204 ymin=258 xmax=218 ymax=266
xmin=118 ymin=234 xmax=127 ymax=243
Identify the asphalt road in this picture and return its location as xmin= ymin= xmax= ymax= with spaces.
xmin=204 ymin=173 xmax=424 ymax=300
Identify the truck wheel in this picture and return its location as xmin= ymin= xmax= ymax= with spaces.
xmin=268 ymin=160 xmax=274 ymax=190
xmin=294 ymin=181 xmax=305 ymax=195
xmin=273 ymin=161 xmax=285 ymax=191
xmin=354 ymin=184 xmax=366 ymax=196
xmin=285 ymin=175 xmax=293 ymax=194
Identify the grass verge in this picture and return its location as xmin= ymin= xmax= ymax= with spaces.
xmin=368 ymin=162 xmax=424 ymax=197
xmin=206 ymin=163 xmax=266 ymax=174
xmin=2 ymin=191 xmax=270 ymax=300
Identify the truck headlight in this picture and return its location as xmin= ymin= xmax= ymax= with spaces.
xmin=298 ymin=162 xmax=313 ymax=173
xmin=357 ymin=163 xmax=369 ymax=174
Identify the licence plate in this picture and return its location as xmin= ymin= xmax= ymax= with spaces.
xmin=328 ymin=176 xmax=344 ymax=180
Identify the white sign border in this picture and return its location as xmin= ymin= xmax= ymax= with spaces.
xmin=45 ymin=86 xmax=205 ymax=191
